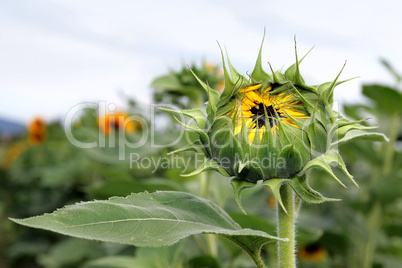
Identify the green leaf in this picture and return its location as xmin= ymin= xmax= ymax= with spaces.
xmin=263 ymin=179 xmax=290 ymax=214
xmin=329 ymin=117 xmax=372 ymax=140
xmin=343 ymin=104 xmax=373 ymax=121
xmin=168 ymin=139 xmax=206 ymax=156
xmin=150 ymin=75 xmax=182 ymax=90
xmin=230 ymin=178 xmax=257 ymax=215
xmin=332 ymin=129 xmax=389 ymax=147
xmin=188 ymin=68 xmax=220 ymax=119
xmin=277 ymin=142 xmax=302 ymax=178
xmin=181 ymin=160 xmax=230 ymax=177
xmin=157 ymin=106 xmax=206 ymax=129
xmin=226 ymin=50 xmax=249 ymax=89
xmin=216 ymin=45 xmax=236 ymax=108
xmin=307 ymin=117 xmax=328 ymax=156
xmin=284 ymin=40 xmax=307 ymax=86
xmin=229 ymin=212 xmax=323 ymax=245
xmin=86 ymin=179 xmax=184 ymax=200
xmin=11 ymin=191 xmax=283 ymax=254
xmin=289 ymin=176 xmax=341 ymax=204
xmin=298 ymin=155 xmax=347 ymax=188
xmin=218 ymin=131 xmax=243 ymax=176
xmin=321 ymin=62 xmax=346 ymax=105
xmin=323 ymin=150 xmax=358 ymax=188
xmin=172 ymin=115 xmax=211 ymax=150
xmin=251 ymin=32 xmax=271 ymax=83
xmin=235 ymin=161 xmax=264 ymax=183
xmin=362 ymin=84 xmax=402 ymax=115
xmin=229 ymin=212 xmax=276 ymax=235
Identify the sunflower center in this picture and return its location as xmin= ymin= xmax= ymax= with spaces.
xmin=249 ymin=102 xmax=284 ymax=128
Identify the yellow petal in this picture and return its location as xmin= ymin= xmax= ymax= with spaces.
xmin=239 ymin=84 xmax=262 ymax=93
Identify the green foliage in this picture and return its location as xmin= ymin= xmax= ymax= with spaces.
xmin=2 ymin=51 xmax=401 ymax=268
xmin=12 ymin=191 xmax=284 ymax=260
xmin=151 ymin=61 xmax=224 ymax=109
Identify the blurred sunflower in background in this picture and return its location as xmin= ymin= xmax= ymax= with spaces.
xmin=298 ymin=243 xmax=327 ymax=262
xmin=97 ymin=112 xmax=136 ymax=135
xmin=28 ymin=118 xmax=47 ymax=145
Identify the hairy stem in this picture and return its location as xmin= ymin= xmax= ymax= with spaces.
xmin=277 ymin=183 xmax=297 ymax=268
xmin=199 ymin=171 xmax=217 ymax=257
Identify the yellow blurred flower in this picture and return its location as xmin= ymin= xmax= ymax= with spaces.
xmin=205 ymin=62 xmax=215 ymax=71
xmin=98 ymin=112 xmax=136 ymax=135
xmin=28 ymin=118 xmax=47 ymax=145
xmin=216 ymin=81 xmax=225 ymax=93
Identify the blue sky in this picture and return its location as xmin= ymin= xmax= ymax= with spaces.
xmin=1 ymin=0 xmax=401 ymax=123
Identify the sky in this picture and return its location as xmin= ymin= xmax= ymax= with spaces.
xmin=1 ymin=0 xmax=402 ymax=124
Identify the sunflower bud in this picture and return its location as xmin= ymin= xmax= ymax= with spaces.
xmin=162 ymin=36 xmax=388 ymax=209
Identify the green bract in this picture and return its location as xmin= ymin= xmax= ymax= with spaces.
xmin=161 ymin=37 xmax=388 ymax=211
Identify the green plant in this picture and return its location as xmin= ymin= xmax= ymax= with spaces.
xmin=9 ymin=37 xmax=389 ymax=268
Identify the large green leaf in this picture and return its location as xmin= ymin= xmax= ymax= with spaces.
xmin=150 ymin=75 xmax=182 ymax=90
xmin=11 ymin=191 xmax=284 ymax=252
xmin=86 ymin=179 xmax=184 ymax=200
xmin=362 ymin=84 xmax=402 ymax=115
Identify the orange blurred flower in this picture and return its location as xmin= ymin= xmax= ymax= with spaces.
xmin=98 ymin=112 xmax=136 ymax=135
xmin=28 ymin=118 xmax=47 ymax=145
xmin=216 ymin=81 xmax=225 ymax=93
xmin=298 ymin=243 xmax=326 ymax=262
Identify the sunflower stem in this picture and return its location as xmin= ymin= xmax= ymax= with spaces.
xmin=277 ymin=183 xmax=297 ymax=268
xmin=199 ymin=171 xmax=218 ymax=257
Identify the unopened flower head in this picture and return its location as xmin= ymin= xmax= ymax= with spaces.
xmin=163 ymin=36 xmax=387 ymax=206
xmin=232 ymin=84 xmax=309 ymax=142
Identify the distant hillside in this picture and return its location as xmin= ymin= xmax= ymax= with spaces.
xmin=0 ymin=117 xmax=26 ymax=137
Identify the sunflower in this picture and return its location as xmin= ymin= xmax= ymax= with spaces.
xmin=298 ymin=243 xmax=326 ymax=262
xmin=163 ymin=37 xmax=386 ymax=195
xmin=233 ymin=84 xmax=309 ymax=142
xmin=98 ymin=112 xmax=136 ymax=135
xmin=28 ymin=118 xmax=47 ymax=145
